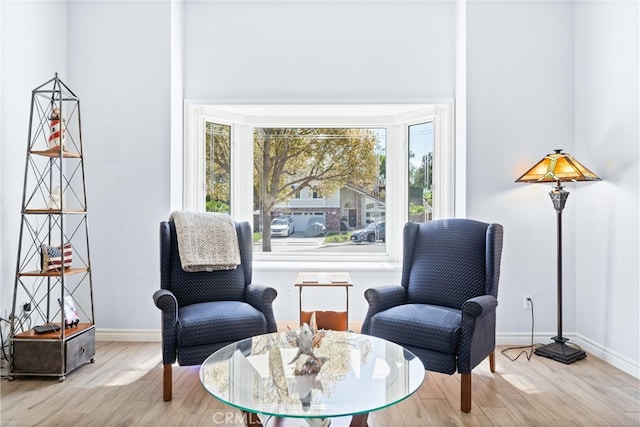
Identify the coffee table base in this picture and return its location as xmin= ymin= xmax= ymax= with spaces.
xmin=243 ymin=411 xmax=368 ymax=427
xmin=349 ymin=414 xmax=368 ymax=427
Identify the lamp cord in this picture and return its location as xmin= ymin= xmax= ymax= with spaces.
xmin=501 ymin=298 xmax=539 ymax=361
xmin=500 ymin=298 xmax=587 ymax=362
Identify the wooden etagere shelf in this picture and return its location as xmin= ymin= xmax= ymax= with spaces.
xmin=23 ymin=209 xmax=87 ymax=214
xmin=18 ymin=267 xmax=89 ymax=277
xmin=8 ymin=74 xmax=95 ymax=381
xmin=14 ymin=323 xmax=94 ymax=340
xmin=30 ymin=149 xmax=82 ymax=158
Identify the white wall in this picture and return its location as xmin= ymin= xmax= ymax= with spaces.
xmin=574 ymin=1 xmax=639 ymax=373
xmin=1 ymin=0 xmax=638 ymax=376
xmin=65 ymin=1 xmax=171 ymax=329
xmin=466 ymin=1 xmax=577 ymax=338
xmin=183 ymin=0 xmax=456 ymax=101
xmin=1 ymin=1 xmax=68 ymax=319
xmin=467 ymin=0 xmax=639 ymax=374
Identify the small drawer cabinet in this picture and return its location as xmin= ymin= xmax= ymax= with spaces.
xmin=12 ymin=325 xmax=95 ymax=377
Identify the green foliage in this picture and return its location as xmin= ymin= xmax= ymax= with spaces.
xmin=206 ymin=199 xmax=230 ymax=213
xmin=378 ymin=154 xmax=386 ymax=179
xmin=253 ymin=128 xmax=379 ymax=207
xmin=205 ymin=122 xmax=231 ymax=207
xmin=324 ymin=232 xmax=351 ymax=243
xmin=409 ymin=204 xmax=425 ymax=215
xmin=409 ymin=151 xmax=433 ymax=200
xmin=424 ymin=190 xmax=433 ymax=206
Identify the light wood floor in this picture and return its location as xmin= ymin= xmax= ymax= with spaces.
xmin=1 ymin=341 xmax=638 ymax=427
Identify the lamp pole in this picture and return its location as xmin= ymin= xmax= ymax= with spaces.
xmin=550 ymin=184 xmax=569 ymax=344
xmin=533 ymin=183 xmax=586 ymax=363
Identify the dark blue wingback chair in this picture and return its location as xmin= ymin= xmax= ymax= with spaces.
xmin=153 ymin=220 xmax=277 ymax=401
xmin=362 ymin=219 xmax=503 ymax=413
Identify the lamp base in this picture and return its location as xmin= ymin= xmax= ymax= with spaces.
xmin=534 ymin=339 xmax=587 ymax=364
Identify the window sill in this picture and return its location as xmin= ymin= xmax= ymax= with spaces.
xmin=253 ymin=259 xmax=401 ymax=273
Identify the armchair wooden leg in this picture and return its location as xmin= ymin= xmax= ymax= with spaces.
xmin=489 ymin=350 xmax=496 ymax=372
xmin=163 ymin=363 xmax=172 ymax=401
xmin=461 ymin=373 xmax=471 ymax=413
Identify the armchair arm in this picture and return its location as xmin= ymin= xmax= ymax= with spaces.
xmin=153 ymin=289 xmax=179 ymax=365
xmin=458 ymin=294 xmax=498 ymax=373
xmin=462 ymin=294 xmax=498 ymax=318
xmin=245 ymin=284 xmax=278 ymax=333
xmin=361 ymin=285 xmax=407 ymax=334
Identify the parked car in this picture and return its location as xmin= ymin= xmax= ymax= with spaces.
xmin=350 ymin=221 xmax=385 ymax=243
xmin=271 ymin=217 xmax=294 ymax=237
xmin=303 ymin=216 xmax=327 ymax=237
xmin=305 ymin=221 xmax=327 ymax=237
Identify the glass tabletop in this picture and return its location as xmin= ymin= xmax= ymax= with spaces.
xmin=199 ymin=330 xmax=425 ymax=419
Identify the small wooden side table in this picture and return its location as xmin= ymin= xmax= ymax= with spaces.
xmin=294 ymin=272 xmax=353 ymax=331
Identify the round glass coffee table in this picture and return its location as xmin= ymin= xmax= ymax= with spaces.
xmin=200 ymin=330 xmax=425 ymax=427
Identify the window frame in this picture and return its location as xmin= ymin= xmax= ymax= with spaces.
xmin=183 ymin=103 xmax=454 ymax=264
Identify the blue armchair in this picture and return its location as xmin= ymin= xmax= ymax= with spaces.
xmin=153 ymin=220 xmax=277 ymax=401
xmin=362 ymin=219 xmax=503 ymax=413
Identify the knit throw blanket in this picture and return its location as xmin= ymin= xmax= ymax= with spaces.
xmin=170 ymin=211 xmax=241 ymax=272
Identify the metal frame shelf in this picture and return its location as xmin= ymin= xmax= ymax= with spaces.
xmin=8 ymin=74 xmax=95 ymax=381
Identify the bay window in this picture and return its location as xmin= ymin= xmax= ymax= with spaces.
xmin=184 ymin=104 xmax=453 ymax=263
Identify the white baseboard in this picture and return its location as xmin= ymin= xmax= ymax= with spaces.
xmin=96 ymin=328 xmax=160 ymax=342
xmin=96 ymin=328 xmax=639 ymax=380
xmin=496 ymin=331 xmax=640 ymax=379
xmin=496 ymin=331 xmax=546 ymax=346
xmin=573 ymin=334 xmax=640 ymax=379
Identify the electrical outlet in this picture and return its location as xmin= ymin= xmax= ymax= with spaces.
xmin=522 ymin=295 xmax=532 ymax=310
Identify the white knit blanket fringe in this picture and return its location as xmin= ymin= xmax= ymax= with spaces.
xmin=170 ymin=211 xmax=240 ymax=272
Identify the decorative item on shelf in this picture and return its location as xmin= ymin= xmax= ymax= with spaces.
xmin=33 ymin=324 xmax=61 ymax=334
xmin=58 ymin=296 xmax=80 ymax=328
xmin=40 ymin=243 xmax=73 ymax=273
xmin=516 ymin=148 xmax=601 ymax=364
xmin=47 ymin=185 xmax=64 ymax=210
xmin=47 ymin=106 xmax=66 ymax=151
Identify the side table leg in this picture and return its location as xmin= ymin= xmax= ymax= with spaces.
xmin=350 ymin=413 xmax=368 ymax=427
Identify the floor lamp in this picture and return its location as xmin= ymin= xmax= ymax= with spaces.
xmin=516 ymin=149 xmax=601 ymax=364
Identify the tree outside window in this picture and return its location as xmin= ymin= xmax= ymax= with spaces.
xmin=408 ymin=122 xmax=434 ymax=223
xmin=253 ymin=128 xmax=385 ymax=252
xmin=205 ymin=122 xmax=231 ymax=214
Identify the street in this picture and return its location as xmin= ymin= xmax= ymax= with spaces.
xmin=254 ymin=232 xmax=386 ymax=253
